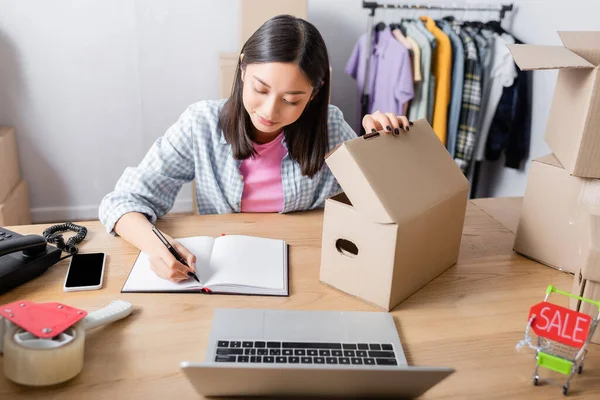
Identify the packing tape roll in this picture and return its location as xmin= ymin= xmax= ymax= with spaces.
xmin=3 ymin=323 xmax=85 ymax=386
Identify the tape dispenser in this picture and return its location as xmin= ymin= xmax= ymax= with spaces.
xmin=0 ymin=299 xmax=132 ymax=386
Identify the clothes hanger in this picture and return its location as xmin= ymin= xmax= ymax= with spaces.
xmin=485 ymin=20 xmax=507 ymax=35
xmin=442 ymin=15 xmax=455 ymax=23
xmin=375 ymin=21 xmax=387 ymax=32
xmin=388 ymin=8 xmax=406 ymax=36
xmin=375 ymin=4 xmax=390 ymax=33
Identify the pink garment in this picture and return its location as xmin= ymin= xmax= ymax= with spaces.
xmin=239 ymin=132 xmax=287 ymax=212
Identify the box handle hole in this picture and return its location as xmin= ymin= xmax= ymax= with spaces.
xmin=363 ymin=131 xmax=380 ymax=140
xmin=335 ymin=239 xmax=359 ymax=257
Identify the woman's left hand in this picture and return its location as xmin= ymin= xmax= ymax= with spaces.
xmin=362 ymin=111 xmax=411 ymax=135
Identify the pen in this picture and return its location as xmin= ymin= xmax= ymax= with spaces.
xmin=151 ymin=226 xmax=200 ymax=283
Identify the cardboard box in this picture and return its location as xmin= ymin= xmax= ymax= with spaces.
xmin=570 ymin=275 xmax=600 ymax=344
xmin=507 ymin=32 xmax=600 ymax=178
xmin=319 ymin=120 xmax=469 ymax=311
xmin=0 ymin=180 xmax=31 ymax=226
xmin=570 ymin=208 xmax=600 ymax=344
xmin=0 ymin=127 xmax=21 ymax=203
xmin=513 ymin=154 xmax=599 ymax=274
xmin=240 ymin=0 xmax=308 ymax=46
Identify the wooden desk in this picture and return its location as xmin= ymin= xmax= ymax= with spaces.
xmin=1 ymin=198 xmax=598 ymax=399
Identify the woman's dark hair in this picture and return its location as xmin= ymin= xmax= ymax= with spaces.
xmin=218 ymin=14 xmax=331 ymax=178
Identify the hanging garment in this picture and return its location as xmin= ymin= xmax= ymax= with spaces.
xmin=473 ymin=33 xmax=517 ymax=162
xmin=451 ymin=21 xmax=482 ymax=173
xmin=345 ymin=27 xmax=415 ymax=133
xmin=469 ymin=27 xmax=495 ymax=159
xmin=403 ymin=35 xmax=422 ymax=82
xmin=402 ymin=20 xmax=431 ymax=121
xmin=437 ymin=19 xmax=464 ymax=158
xmin=391 ymin=27 xmax=413 ymax=50
xmin=485 ymin=37 xmax=532 ymax=169
xmin=391 ymin=26 xmax=418 ymax=116
xmin=420 ymin=16 xmax=452 ymax=145
xmin=466 ymin=26 xmax=493 ymax=99
xmin=413 ymin=18 xmax=437 ymax=124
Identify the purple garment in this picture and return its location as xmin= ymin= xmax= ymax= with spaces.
xmin=345 ymin=27 xmax=414 ymax=132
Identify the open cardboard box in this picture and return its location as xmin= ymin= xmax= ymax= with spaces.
xmin=513 ymin=154 xmax=597 ymax=274
xmin=570 ymin=207 xmax=600 ymax=344
xmin=319 ymin=120 xmax=469 ymax=311
xmin=507 ymin=32 xmax=600 ymax=178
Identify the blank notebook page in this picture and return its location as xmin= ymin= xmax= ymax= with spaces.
xmin=122 ymin=236 xmax=215 ymax=292
xmin=205 ymin=235 xmax=285 ymax=289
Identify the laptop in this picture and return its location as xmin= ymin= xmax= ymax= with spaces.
xmin=181 ymin=308 xmax=454 ymax=398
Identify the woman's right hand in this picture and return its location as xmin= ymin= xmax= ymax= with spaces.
xmin=148 ymin=233 xmax=197 ymax=282
xmin=362 ymin=111 xmax=410 ymax=135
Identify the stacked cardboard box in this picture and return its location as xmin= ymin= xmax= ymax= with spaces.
xmin=239 ymin=0 xmax=308 ymax=47
xmin=570 ymin=208 xmax=600 ymax=343
xmin=0 ymin=127 xmax=31 ymax=226
xmin=508 ymin=32 xmax=600 ymax=340
xmin=219 ymin=0 xmax=308 ymax=98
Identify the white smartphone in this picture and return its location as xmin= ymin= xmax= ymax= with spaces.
xmin=63 ymin=252 xmax=106 ymax=292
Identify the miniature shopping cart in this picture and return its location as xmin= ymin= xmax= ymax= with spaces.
xmin=517 ymin=284 xmax=600 ymax=395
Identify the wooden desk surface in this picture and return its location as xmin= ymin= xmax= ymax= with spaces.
xmin=1 ymin=198 xmax=598 ymax=399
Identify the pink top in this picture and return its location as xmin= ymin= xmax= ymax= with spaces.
xmin=239 ymin=132 xmax=287 ymax=212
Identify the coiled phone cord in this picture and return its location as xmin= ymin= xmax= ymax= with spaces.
xmin=42 ymin=222 xmax=88 ymax=260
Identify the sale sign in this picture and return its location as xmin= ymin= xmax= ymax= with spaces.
xmin=528 ymin=302 xmax=591 ymax=348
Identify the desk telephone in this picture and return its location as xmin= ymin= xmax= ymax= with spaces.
xmin=0 ymin=227 xmax=62 ymax=294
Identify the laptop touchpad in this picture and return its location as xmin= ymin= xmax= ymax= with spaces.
xmin=264 ymin=310 xmax=346 ymax=341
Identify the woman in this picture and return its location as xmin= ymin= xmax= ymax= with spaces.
xmin=99 ymin=14 xmax=410 ymax=282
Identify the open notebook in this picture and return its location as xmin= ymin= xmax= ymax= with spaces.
xmin=122 ymin=235 xmax=288 ymax=296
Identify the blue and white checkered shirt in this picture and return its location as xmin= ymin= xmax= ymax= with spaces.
xmin=99 ymin=99 xmax=357 ymax=234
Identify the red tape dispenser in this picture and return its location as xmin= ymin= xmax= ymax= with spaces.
xmin=0 ymin=299 xmax=133 ymax=386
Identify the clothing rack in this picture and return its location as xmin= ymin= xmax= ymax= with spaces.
xmin=360 ymin=1 xmax=514 ymax=198
xmin=360 ymin=1 xmax=514 ymax=128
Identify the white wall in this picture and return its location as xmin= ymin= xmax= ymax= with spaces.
xmin=0 ymin=0 xmax=239 ymax=222
xmin=0 ymin=0 xmax=598 ymax=223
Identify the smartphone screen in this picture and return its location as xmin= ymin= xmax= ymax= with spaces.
xmin=65 ymin=253 xmax=105 ymax=289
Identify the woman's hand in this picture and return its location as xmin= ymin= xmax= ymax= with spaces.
xmin=362 ymin=111 xmax=411 ymax=135
xmin=148 ymin=233 xmax=197 ymax=282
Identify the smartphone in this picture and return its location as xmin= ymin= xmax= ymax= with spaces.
xmin=63 ymin=252 xmax=106 ymax=292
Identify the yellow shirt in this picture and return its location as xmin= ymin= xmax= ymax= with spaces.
xmin=420 ymin=16 xmax=452 ymax=145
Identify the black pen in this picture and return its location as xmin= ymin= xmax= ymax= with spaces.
xmin=151 ymin=226 xmax=200 ymax=283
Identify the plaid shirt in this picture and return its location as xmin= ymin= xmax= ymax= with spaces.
xmin=452 ymin=23 xmax=482 ymax=173
xmin=99 ymin=99 xmax=357 ymax=234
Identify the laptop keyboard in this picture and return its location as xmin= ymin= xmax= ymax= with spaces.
xmin=215 ymin=341 xmax=398 ymax=366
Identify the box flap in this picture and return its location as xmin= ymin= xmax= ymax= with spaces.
xmin=325 ymin=120 xmax=469 ymax=224
xmin=534 ymin=153 xmax=564 ymax=169
xmin=559 ymin=31 xmax=600 ymax=66
xmin=507 ymin=44 xmax=594 ymax=71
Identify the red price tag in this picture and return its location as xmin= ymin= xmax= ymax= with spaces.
xmin=528 ymin=302 xmax=591 ymax=348
xmin=0 ymin=300 xmax=87 ymax=338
